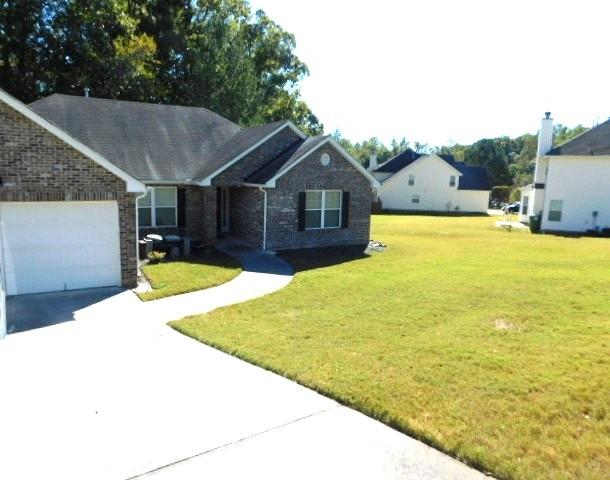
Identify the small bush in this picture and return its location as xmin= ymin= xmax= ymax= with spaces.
xmin=371 ymin=198 xmax=383 ymax=213
xmin=147 ymin=250 xmax=167 ymax=264
xmin=529 ymin=213 xmax=542 ymax=234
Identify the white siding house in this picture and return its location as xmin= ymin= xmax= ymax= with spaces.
xmin=372 ymin=151 xmax=491 ymax=213
xmin=520 ymin=113 xmax=610 ymax=233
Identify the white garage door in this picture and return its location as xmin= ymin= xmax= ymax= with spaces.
xmin=0 ymin=201 xmax=122 ymax=296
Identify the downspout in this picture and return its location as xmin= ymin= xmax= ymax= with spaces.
xmin=258 ymin=186 xmax=267 ymax=251
xmin=135 ymin=189 xmax=149 ymax=278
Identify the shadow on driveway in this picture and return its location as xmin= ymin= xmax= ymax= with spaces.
xmin=6 ymin=287 xmax=124 ymax=334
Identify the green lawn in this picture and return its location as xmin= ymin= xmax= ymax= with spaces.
xmin=171 ymin=215 xmax=610 ymax=479
xmin=139 ymin=248 xmax=241 ymax=301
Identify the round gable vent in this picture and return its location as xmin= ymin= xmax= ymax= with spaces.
xmin=320 ymin=153 xmax=331 ymax=166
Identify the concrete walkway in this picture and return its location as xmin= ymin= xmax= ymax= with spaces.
xmin=0 ymin=240 xmax=489 ymax=480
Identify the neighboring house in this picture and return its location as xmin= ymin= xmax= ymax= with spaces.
xmin=0 ymin=89 xmax=378 ymax=305
xmin=519 ymin=113 xmax=610 ymax=232
xmin=370 ymin=150 xmax=490 ymax=213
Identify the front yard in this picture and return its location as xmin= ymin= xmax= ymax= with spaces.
xmin=171 ymin=215 xmax=610 ymax=480
xmin=139 ymin=248 xmax=241 ymax=301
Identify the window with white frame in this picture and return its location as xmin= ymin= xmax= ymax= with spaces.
xmin=408 ymin=174 xmax=415 ymax=186
xmin=138 ymin=187 xmax=177 ymax=227
xmin=305 ymin=190 xmax=342 ymax=229
xmin=412 ymin=195 xmax=420 ymax=204
xmin=548 ymin=199 xmax=563 ymax=222
xmin=449 ymin=175 xmax=456 ymax=187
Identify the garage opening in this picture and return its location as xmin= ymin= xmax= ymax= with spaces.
xmin=0 ymin=201 xmax=122 ymax=296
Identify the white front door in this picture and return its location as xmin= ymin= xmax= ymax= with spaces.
xmin=0 ymin=201 xmax=122 ymax=296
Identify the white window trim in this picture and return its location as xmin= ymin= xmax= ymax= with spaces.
xmin=138 ymin=187 xmax=178 ymax=228
xmin=449 ymin=175 xmax=456 ymax=187
xmin=305 ymin=190 xmax=342 ymax=230
xmin=408 ymin=174 xmax=415 ymax=186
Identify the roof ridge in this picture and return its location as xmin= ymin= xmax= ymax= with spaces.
xmin=29 ymin=93 xmax=242 ymax=131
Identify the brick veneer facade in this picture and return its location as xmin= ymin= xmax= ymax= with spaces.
xmin=212 ymin=142 xmax=372 ymax=250
xmin=0 ymin=101 xmax=138 ymax=287
xmin=228 ymin=187 xmax=264 ymax=246
xmin=265 ymin=143 xmax=372 ymax=250
xmin=139 ymin=185 xmax=217 ymax=245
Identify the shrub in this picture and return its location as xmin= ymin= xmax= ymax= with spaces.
xmin=371 ymin=198 xmax=383 ymax=213
xmin=147 ymin=250 xmax=167 ymax=264
xmin=529 ymin=213 xmax=542 ymax=233
xmin=491 ymin=186 xmax=512 ymax=204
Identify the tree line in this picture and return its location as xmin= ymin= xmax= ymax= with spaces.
xmin=1 ymin=1 xmax=586 ymax=186
xmin=336 ymin=124 xmax=587 ymax=187
xmin=0 ymin=0 xmax=322 ymax=134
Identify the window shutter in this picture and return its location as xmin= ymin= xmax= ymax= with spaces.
xmin=177 ymin=188 xmax=186 ymax=228
xmin=298 ymin=192 xmax=306 ymax=231
xmin=341 ymin=191 xmax=350 ymax=229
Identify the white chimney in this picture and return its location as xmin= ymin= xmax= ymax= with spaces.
xmin=537 ymin=112 xmax=553 ymax=157
xmin=368 ymin=152 xmax=378 ymax=171
xmin=84 ymin=87 xmax=91 ymax=98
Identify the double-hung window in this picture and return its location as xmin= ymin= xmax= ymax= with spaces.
xmin=305 ymin=190 xmax=342 ymax=229
xmin=408 ymin=174 xmax=415 ymax=186
xmin=548 ymin=199 xmax=563 ymax=222
xmin=138 ymin=187 xmax=177 ymax=227
xmin=449 ymin=175 xmax=456 ymax=187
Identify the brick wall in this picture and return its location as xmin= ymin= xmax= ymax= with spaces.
xmin=213 ymin=127 xmax=301 ymax=186
xmin=139 ymin=185 xmax=217 ymax=245
xmin=265 ymin=143 xmax=372 ymax=250
xmin=0 ymin=100 xmax=138 ymax=287
xmin=229 ymin=187 xmax=263 ymax=246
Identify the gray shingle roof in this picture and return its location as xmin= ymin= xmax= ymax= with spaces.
xmin=194 ymin=120 xmax=289 ymax=182
xmin=29 ymin=94 xmax=241 ymax=182
xmin=548 ymin=120 xmax=610 ymax=155
xmin=245 ymin=135 xmax=328 ymax=184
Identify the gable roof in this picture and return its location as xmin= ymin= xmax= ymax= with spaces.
xmin=376 ymin=148 xmax=490 ymax=191
xmin=30 ymin=94 xmax=241 ymax=183
xmin=245 ymin=136 xmax=325 ymax=184
xmin=0 ymin=89 xmax=145 ymax=192
xmin=196 ymin=121 xmax=305 ymax=184
xmin=374 ymin=148 xmax=422 ymax=173
xmin=453 ymin=162 xmax=491 ymax=190
xmin=246 ymin=136 xmax=379 ymax=188
xmin=548 ymin=119 xmax=610 ymax=155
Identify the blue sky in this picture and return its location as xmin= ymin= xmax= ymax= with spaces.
xmin=249 ymin=0 xmax=609 ymax=147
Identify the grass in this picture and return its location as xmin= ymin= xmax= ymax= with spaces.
xmin=171 ymin=215 xmax=610 ymax=479
xmin=138 ymin=248 xmax=241 ymax=301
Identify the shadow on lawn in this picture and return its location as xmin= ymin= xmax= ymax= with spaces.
xmin=277 ymin=245 xmax=371 ymax=273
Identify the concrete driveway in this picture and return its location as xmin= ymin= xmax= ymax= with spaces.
xmin=6 ymin=287 xmax=123 ymax=334
xmin=0 ymin=313 xmax=488 ymax=480
xmin=0 ymin=241 xmax=489 ymax=479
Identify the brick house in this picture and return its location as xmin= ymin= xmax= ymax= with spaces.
xmin=0 ymin=89 xmax=378 ymax=302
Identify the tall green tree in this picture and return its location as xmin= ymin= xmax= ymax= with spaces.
xmin=0 ymin=0 xmax=321 ymax=133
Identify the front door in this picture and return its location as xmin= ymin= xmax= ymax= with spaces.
xmin=218 ymin=187 xmax=230 ymax=233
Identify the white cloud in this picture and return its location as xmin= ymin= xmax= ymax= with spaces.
xmin=250 ymin=0 xmax=610 ymax=146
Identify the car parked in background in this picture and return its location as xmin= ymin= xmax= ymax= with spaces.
xmin=502 ymin=202 xmax=521 ymax=214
